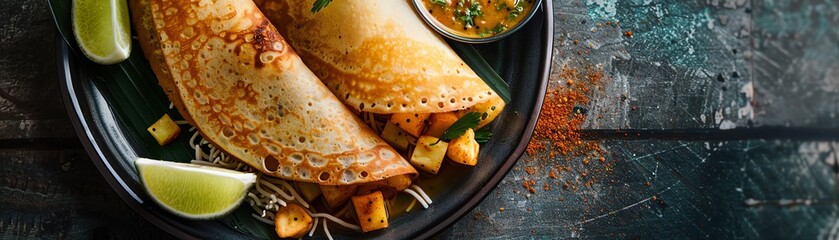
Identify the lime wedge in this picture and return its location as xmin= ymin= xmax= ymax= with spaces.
xmin=135 ymin=158 xmax=257 ymax=219
xmin=72 ymin=0 xmax=131 ymax=64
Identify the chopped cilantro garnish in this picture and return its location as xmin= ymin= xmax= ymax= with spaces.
xmin=437 ymin=112 xmax=481 ymax=143
xmin=479 ymin=23 xmax=508 ymax=36
xmin=311 ymin=0 xmax=332 ymax=13
xmin=458 ymin=1 xmax=483 ymax=27
xmin=496 ymin=2 xmax=508 ymax=10
xmin=474 ymin=129 xmax=493 ymax=144
xmin=508 ymin=1 xmax=525 ymax=20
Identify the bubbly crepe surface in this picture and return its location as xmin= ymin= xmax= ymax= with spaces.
xmin=255 ymin=0 xmax=497 ymax=114
xmin=131 ymin=0 xmax=416 ymax=185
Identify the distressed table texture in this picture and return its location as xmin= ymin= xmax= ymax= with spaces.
xmin=2 ymin=0 xmax=838 ymax=239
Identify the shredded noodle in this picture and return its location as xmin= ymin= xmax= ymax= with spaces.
xmin=305 ymin=209 xmax=361 ymax=231
xmin=411 ymin=185 xmax=433 ymax=204
xmin=262 ymin=177 xmax=310 ymax=208
xmin=323 ymin=217 xmax=333 ymax=240
xmin=258 ymin=178 xmax=295 ymax=202
xmin=402 ymin=189 xmax=429 ymax=209
xmin=308 ymin=216 xmax=320 ymax=237
xmin=251 ymin=213 xmax=274 ymax=225
xmin=189 ymin=131 xmax=200 ymax=149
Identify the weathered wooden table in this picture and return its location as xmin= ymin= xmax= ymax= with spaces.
xmin=3 ymin=0 xmax=838 ymax=238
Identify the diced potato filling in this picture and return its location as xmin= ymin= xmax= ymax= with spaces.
xmin=274 ymin=203 xmax=313 ymax=238
xmin=424 ymin=112 xmax=459 ymax=138
xmin=447 ymin=128 xmax=480 ymax=166
xmin=389 ymin=113 xmax=430 ymax=137
xmin=380 ymin=122 xmax=412 ymax=151
xmin=147 ymin=114 xmax=181 ymax=146
xmin=351 ymin=191 xmax=388 ymax=232
xmin=294 ymin=181 xmax=322 ymax=203
xmin=410 ymin=136 xmax=448 ymax=174
xmin=357 ymin=174 xmax=412 ymax=199
xmin=457 ymin=95 xmax=505 ymax=128
xmin=319 ymin=185 xmax=358 ymax=210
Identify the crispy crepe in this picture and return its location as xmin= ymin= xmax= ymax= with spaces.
xmin=130 ymin=0 xmax=416 ymax=185
xmin=254 ymin=0 xmax=504 ymax=117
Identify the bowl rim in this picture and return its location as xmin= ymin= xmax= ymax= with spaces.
xmin=411 ymin=0 xmax=544 ymax=44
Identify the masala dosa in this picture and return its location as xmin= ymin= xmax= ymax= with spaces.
xmin=254 ymin=0 xmax=505 ymax=120
xmin=129 ymin=0 xmax=416 ymax=185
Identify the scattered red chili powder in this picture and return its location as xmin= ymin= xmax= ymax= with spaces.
xmin=520 ymin=64 xmax=608 ymax=194
xmin=522 ymin=179 xmax=537 ymax=194
xmin=525 ymin=167 xmax=537 ymax=175
xmin=527 ymin=66 xmax=603 ymax=157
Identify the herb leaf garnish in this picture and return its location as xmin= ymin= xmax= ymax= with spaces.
xmin=431 ymin=0 xmax=447 ymax=6
xmin=474 ymin=129 xmax=492 ymax=144
xmin=439 ymin=112 xmax=481 ymax=141
xmin=311 ymin=0 xmax=332 ymax=13
xmin=508 ymin=0 xmax=525 ymax=20
xmin=455 ymin=1 xmax=483 ymax=27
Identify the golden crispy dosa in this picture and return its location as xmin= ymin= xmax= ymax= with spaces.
xmin=130 ymin=0 xmax=416 ymax=185
xmin=254 ymin=0 xmax=502 ymax=115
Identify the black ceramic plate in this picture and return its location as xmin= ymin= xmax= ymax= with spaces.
xmin=50 ymin=1 xmax=553 ymax=239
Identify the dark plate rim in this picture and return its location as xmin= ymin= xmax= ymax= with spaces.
xmin=53 ymin=1 xmax=553 ymax=238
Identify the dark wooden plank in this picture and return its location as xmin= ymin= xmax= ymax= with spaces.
xmin=0 ymin=148 xmax=174 ymax=239
xmin=0 ymin=0 xmax=65 ymax=121
xmin=0 ymin=0 xmax=75 ymax=141
xmin=0 ymin=119 xmax=75 ymax=140
xmin=550 ymin=0 xmax=754 ymax=130
xmin=750 ymin=0 xmax=839 ymax=128
xmin=441 ymin=140 xmax=839 ymax=238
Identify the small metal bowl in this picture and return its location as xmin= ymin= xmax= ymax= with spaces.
xmin=411 ymin=0 xmax=543 ymax=44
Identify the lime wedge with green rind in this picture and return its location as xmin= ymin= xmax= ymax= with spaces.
xmin=135 ymin=158 xmax=256 ymax=219
xmin=72 ymin=0 xmax=131 ymax=64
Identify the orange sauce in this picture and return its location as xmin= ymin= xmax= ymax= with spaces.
xmin=422 ymin=0 xmax=535 ymax=38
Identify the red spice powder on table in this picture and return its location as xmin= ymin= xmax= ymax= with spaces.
xmin=527 ymin=66 xmax=603 ymax=157
xmin=522 ymin=179 xmax=537 ymax=194
xmin=520 ymin=64 xmax=608 ymax=194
